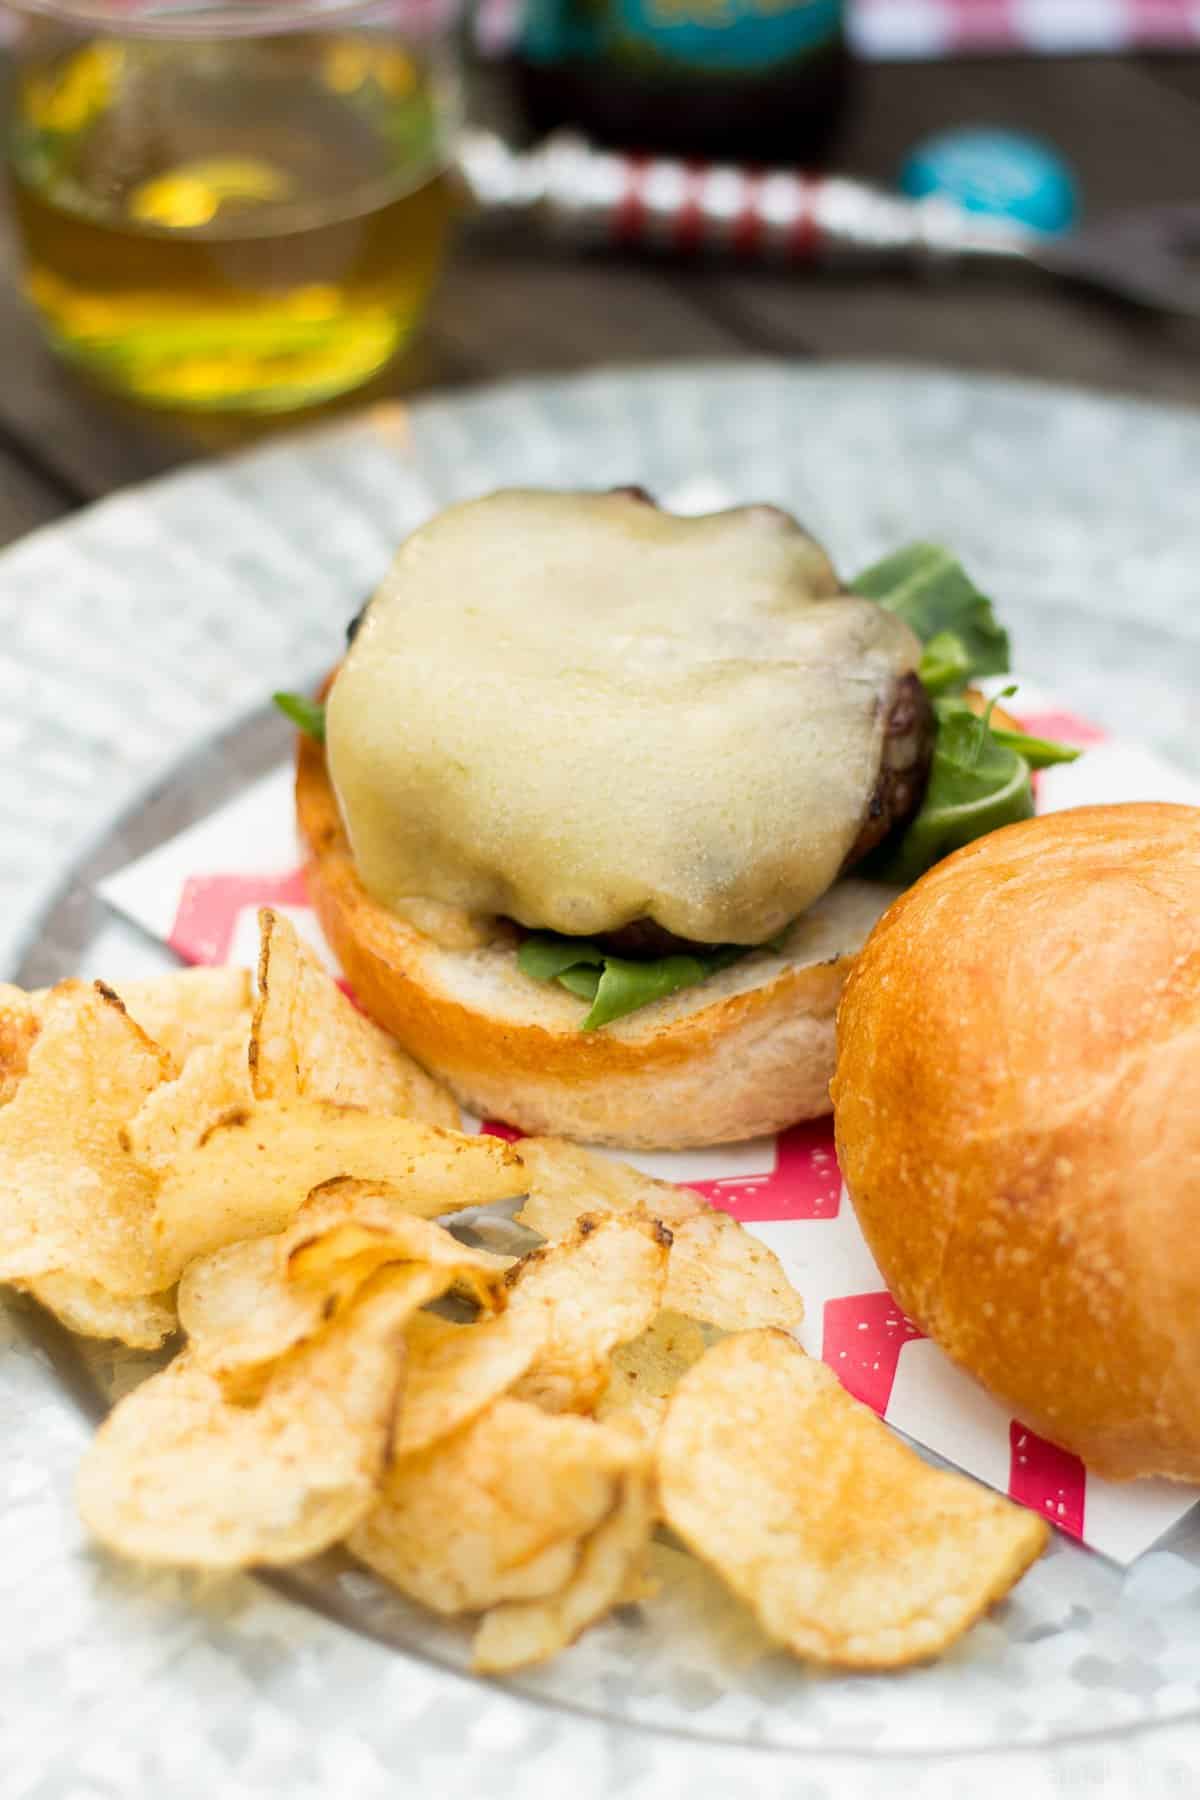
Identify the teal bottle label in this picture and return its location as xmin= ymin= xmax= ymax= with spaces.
xmin=522 ymin=0 xmax=842 ymax=70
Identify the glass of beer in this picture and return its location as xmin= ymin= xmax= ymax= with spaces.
xmin=3 ymin=1 xmax=463 ymax=412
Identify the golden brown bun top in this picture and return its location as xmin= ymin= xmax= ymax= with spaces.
xmin=832 ymin=802 xmax=1200 ymax=1482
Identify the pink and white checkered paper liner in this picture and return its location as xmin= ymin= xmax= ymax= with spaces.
xmin=846 ymin=0 xmax=1200 ymax=57
xmin=98 ymin=689 xmax=1200 ymax=1565
xmin=471 ymin=0 xmax=1200 ymax=59
xmin=4 ymin=0 xmax=1197 ymax=61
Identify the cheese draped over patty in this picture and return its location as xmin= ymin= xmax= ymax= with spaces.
xmin=326 ymin=491 xmax=922 ymax=947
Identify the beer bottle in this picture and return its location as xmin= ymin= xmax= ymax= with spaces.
xmin=511 ymin=0 xmax=850 ymax=166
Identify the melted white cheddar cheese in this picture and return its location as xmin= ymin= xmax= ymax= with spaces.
xmin=327 ymin=491 xmax=921 ymax=946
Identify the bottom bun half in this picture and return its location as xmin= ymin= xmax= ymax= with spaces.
xmin=296 ymin=736 xmax=896 ymax=1149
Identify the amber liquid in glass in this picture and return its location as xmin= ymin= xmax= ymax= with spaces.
xmin=7 ymin=35 xmax=457 ymax=411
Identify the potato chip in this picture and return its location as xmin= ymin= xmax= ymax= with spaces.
xmin=515 ymin=1137 xmax=704 ymax=1239
xmin=505 ymin=1212 xmax=671 ymax=1413
xmin=595 ymin=1309 xmax=708 ymax=1437
xmin=185 ymin=1252 xmax=439 ymax=1402
xmin=179 ymin=1192 xmax=505 ymax=1391
xmin=657 ymin=1330 xmax=1049 ymax=1669
xmin=117 ymin=966 xmax=253 ymax=1071
xmin=666 ymin=1211 xmax=804 ymax=1333
xmin=77 ymin=1276 xmax=410 ymax=1567
xmin=0 ymin=982 xmax=166 ymax=1294
xmin=282 ymin=1177 xmax=509 ymax=1311
xmin=20 ymin=1271 xmax=177 ymax=1350
xmin=251 ymin=909 xmax=458 ymax=1126
xmin=151 ymin=1103 xmax=524 ymax=1280
xmin=177 ymin=1234 xmax=323 ymax=1377
xmin=349 ymin=1399 xmax=640 ymax=1614
xmin=0 ymin=982 xmax=40 ymax=1107
xmin=122 ymin=1021 xmax=252 ymax=1170
xmin=395 ymin=1311 xmax=544 ymax=1458
xmin=472 ymin=1463 xmax=655 ymax=1672
xmin=515 ymin=1140 xmax=803 ymax=1336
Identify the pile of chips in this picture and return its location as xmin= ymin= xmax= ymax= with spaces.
xmin=0 ymin=913 xmax=1048 ymax=1674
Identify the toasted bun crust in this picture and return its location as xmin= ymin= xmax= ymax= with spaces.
xmin=832 ymin=802 xmax=1200 ymax=1482
xmin=296 ymin=733 xmax=898 ymax=1149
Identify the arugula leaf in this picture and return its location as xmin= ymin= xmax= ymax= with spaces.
xmin=917 ymin=630 xmax=972 ymax=697
xmin=582 ymin=947 xmax=745 ymax=1031
xmin=852 ymin=546 xmax=1078 ymax=878
xmin=854 ymin=543 xmax=1010 ymax=693
xmin=933 ymin=695 xmax=1081 ymax=770
xmin=557 ymin=965 xmax=603 ymax=1001
xmin=870 ymin=693 xmax=1035 ymax=885
xmin=274 ymin=692 xmax=326 ymax=742
xmin=517 ymin=934 xmax=748 ymax=1031
xmin=990 ymin=729 xmax=1080 ymax=770
xmin=517 ymin=936 xmax=605 ymax=982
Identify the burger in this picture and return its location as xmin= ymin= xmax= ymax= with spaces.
xmin=279 ymin=487 xmax=1075 ymax=1149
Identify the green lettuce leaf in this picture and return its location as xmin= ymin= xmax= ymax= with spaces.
xmin=516 ymin=934 xmax=747 ymax=1031
xmin=557 ymin=965 xmax=603 ymax=1001
xmin=584 ymin=948 xmax=746 ymax=1031
xmin=852 ymin=548 xmax=1077 ymax=881
xmin=917 ymin=630 xmax=973 ymax=697
xmin=274 ymin=692 xmax=326 ymax=742
xmin=516 ymin=936 xmax=604 ymax=983
xmin=853 ymin=543 xmax=1010 ymax=693
xmin=869 ymin=692 xmax=1034 ymax=885
xmin=932 ymin=696 xmax=1081 ymax=770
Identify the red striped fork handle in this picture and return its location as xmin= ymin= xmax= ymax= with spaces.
xmin=456 ymin=129 xmax=1034 ymax=268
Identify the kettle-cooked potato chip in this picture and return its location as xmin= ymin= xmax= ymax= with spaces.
xmin=117 ymin=966 xmax=253 ymax=1071
xmin=176 ymin=1233 xmax=322 ymax=1382
xmin=282 ymin=1176 xmax=509 ymax=1310
xmin=505 ymin=1212 xmax=671 ymax=1413
xmin=122 ymin=1021 xmax=252 ymax=1171
xmin=595 ymin=1309 xmax=708 ymax=1437
xmin=657 ymin=1330 xmax=1049 ymax=1669
xmin=19 ymin=1271 xmax=177 ymax=1350
xmin=0 ymin=982 xmax=167 ymax=1295
xmin=472 ymin=1463 xmax=655 ymax=1673
xmin=251 ymin=909 xmax=459 ymax=1126
xmin=179 ymin=1184 xmax=508 ymax=1392
xmin=348 ymin=1398 xmax=640 ymax=1614
xmin=151 ymin=1103 xmax=524 ymax=1279
xmin=77 ymin=1275 xmax=410 ymax=1568
xmin=182 ymin=1245 xmax=442 ymax=1402
xmin=0 ymin=982 xmax=40 ymax=1107
xmin=666 ymin=1211 xmax=804 ymax=1333
xmin=515 ymin=1137 xmax=704 ymax=1239
xmin=395 ymin=1311 xmax=544 ymax=1458
xmin=513 ymin=1138 xmax=803 ymax=1336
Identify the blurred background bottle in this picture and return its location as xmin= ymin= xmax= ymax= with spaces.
xmin=510 ymin=0 xmax=850 ymax=164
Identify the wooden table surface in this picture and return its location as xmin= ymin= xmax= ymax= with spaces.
xmin=1 ymin=53 xmax=1199 ymax=550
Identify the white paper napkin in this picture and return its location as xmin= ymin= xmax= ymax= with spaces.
xmin=97 ymin=696 xmax=1200 ymax=1563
